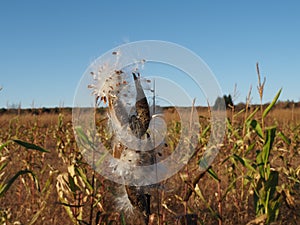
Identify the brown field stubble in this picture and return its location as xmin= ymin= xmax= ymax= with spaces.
xmin=0 ymin=105 xmax=299 ymax=225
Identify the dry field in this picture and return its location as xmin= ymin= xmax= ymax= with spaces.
xmin=0 ymin=100 xmax=300 ymax=225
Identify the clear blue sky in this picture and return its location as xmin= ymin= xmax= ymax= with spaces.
xmin=0 ymin=1 xmax=299 ymax=108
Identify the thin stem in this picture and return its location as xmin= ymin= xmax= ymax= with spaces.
xmin=256 ymin=62 xmax=266 ymax=129
xmin=89 ymin=171 xmax=95 ymax=225
xmin=89 ymin=103 xmax=97 ymax=225
xmin=218 ymin=180 xmax=222 ymax=225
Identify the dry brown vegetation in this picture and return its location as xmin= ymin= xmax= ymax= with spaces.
xmin=0 ymin=99 xmax=299 ymax=225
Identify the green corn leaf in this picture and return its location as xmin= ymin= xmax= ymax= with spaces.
xmin=227 ymin=119 xmax=241 ymax=139
xmin=68 ymin=174 xmax=79 ymax=193
xmin=42 ymin=173 xmax=54 ymax=194
xmin=268 ymin=197 xmax=281 ymax=223
xmin=233 ymin=108 xmax=245 ymax=118
xmin=265 ymin=189 xmax=271 ymax=213
xmin=120 ymin=212 xmax=127 ymax=225
xmin=75 ymin=167 xmax=93 ymax=192
xmin=0 ymin=170 xmax=39 ymax=197
xmin=278 ymin=131 xmax=291 ymax=145
xmin=221 ymin=155 xmax=231 ymax=165
xmin=256 ymin=151 xmax=265 ymax=178
xmin=207 ymin=167 xmax=220 ymax=182
xmin=263 ymin=89 xmax=282 ymax=119
xmin=75 ymin=126 xmax=95 ymax=149
xmin=262 ymin=127 xmax=277 ymax=165
xmin=13 ymin=139 xmax=49 ymax=153
xmin=250 ymin=119 xmax=264 ymax=139
xmin=75 ymin=126 xmax=90 ymax=143
xmin=226 ymin=119 xmax=234 ymax=136
xmin=245 ymin=142 xmax=256 ymax=156
xmin=57 ymin=202 xmax=85 ymax=208
xmin=232 ymin=153 xmax=245 ymax=165
xmin=265 ymin=170 xmax=279 ymax=198
xmin=0 ymin=162 xmax=7 ymax=172
xmin=201 ymin=124 xmax=210 ymax=138
xmin=246 ymin=107 xmax=259 ymax=123
xmin=57 ymin=197 xmax=78 ymax=224
xmin=78 ymin=220 xmax=90 ymax=225
xmin=233 ymin=154 xmax=256 ymax=173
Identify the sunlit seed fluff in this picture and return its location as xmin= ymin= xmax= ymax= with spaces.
xmin=115 ymin=187 xmax=134 ymax=214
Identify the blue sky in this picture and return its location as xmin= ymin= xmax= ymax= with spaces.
xmin=0 ymin=1 xmax=299 ymax=108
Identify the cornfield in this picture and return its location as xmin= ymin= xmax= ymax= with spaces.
xmin=0 ymin=73 xmax=300 ymax=225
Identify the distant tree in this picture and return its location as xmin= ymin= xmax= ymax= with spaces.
xmin=224 ymin=94 xmax=234 ymax=108
xmin=213 ymin=94 xmax=234 ymax=110
xmin=42 ymin=107 xmax=51 ymax=113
